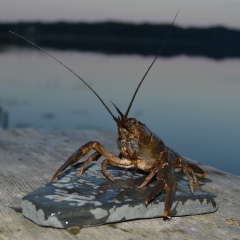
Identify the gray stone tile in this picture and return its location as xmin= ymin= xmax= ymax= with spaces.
xmin=22 ymin=162 xmax=218 ymax=228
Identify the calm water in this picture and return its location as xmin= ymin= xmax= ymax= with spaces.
xmin=0 ymin=47 xmax=240 ymax=176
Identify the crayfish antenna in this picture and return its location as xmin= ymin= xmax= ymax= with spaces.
xmin=9 ymin=31 xmax=118 ymax=123
xmin=125 ymin=10 xmax=179 ymax=118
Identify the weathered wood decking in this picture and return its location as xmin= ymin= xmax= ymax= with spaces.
xmin=0 ymin=129 xmax=239 ymax=239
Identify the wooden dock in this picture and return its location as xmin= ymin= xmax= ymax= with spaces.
xmin=0 ymin=129 xmax=239 ymax=239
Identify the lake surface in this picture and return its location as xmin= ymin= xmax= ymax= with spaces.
xmin=0 ymin=47 xmax=239 ymax=176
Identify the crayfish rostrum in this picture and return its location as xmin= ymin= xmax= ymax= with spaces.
xmin=11 ymin=11 xmax=206 ymax=218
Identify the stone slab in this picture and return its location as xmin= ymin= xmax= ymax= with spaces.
xmin=22 ymin=162 xmax=218 ymax=228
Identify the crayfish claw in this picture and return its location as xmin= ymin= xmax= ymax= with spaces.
xmin=145 ymin=163 xmax=177 ymax=218
xmin=145 ymin=179 xmax=165 ymax=205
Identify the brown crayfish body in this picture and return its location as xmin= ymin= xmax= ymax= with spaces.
xmin=51 ymin=110 xmax=206 ymax=218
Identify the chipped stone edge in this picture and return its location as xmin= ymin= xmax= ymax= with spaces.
xmin=22 ymin=194 xmax=218 ymax=229
xmin=21 ymin=200 xmax=64 ymax=228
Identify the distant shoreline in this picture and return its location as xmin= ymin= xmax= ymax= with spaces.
xmin=1 ymin=22 xmax=240 ymax=59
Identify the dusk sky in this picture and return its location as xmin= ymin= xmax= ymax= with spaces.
xmin=0 ymin=0 xmax=239 ymax=29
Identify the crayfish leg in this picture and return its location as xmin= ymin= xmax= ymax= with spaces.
xmin=51 ymin=141 xmax=134 ymax=182
xmin=140 ymin=151 xmax=164 ymax=188
xmin=77 ymin=152 xmax=102 ymax=178
xmin=140 ymin=167 xmax=158 ymax=188
xmin=102 ymin=159 xmax=136 ymax=182
xmin=187 ymin=162 xmax=207 ymax=179
xmin=175 ymin=158 xmax=207 ymax=192
xmin=50 ymin=141 xmax=94 ymax=182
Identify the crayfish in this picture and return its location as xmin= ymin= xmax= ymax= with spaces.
xmin=10 ymin=11 xmax=206 ymax=218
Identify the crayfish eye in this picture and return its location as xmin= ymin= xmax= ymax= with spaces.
xmin=130 ymin=118 xmax=138 ymax=125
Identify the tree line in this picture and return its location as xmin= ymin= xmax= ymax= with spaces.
xmin=1 ymin=22 xmax=240 ymax=59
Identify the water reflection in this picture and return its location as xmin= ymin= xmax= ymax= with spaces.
xmin=0 ymin=47 xmax=239 ymax=176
